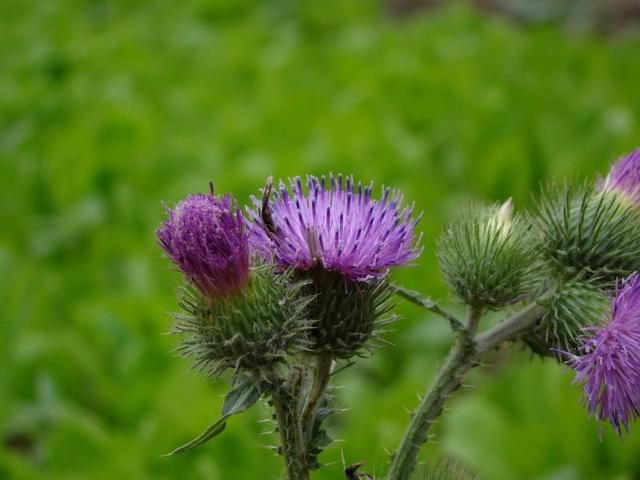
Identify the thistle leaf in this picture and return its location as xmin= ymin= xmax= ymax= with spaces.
xmin=222 ymin=375 xmax=263 ymax=416
xmin=163 ymin=375 xmax=263 ymax=456
xmin=161 ymin=418 xmax=227 ymax=456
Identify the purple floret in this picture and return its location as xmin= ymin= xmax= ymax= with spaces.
xmin=567 ymin=273 xmax=640 ymax=434
xmin=246 ymin=175 xmax=422 ymax=281
xmin=603 ymin=148 xmax=640 ymax=205
xmin=157 ymin=192 xmax=249 ymax=300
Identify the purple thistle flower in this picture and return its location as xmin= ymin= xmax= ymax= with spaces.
xmin=603 ymin=148 xmax=640 ymax=205
xmin=246 ymin=175 xmax=422 ymax=281
xmin=157 ymin=189 xmax=250 ymax=300
xmin=567 ymin=273 xmax=640 ymax=434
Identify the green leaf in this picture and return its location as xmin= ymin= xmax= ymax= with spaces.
xmin=161 ymin=418 xmax=228 ymax=456
xmin=163 ymin=376 xmax=262 ymax=456
xmin=222 ymin=375 xmax=263 ymax=416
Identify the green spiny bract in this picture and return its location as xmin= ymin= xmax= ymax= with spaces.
xmin=301 ymin=268 xmax=395 ymax=360
xmin=171 ymin=264 xmax=312 ymax=379
xmin=438 ymin=201 xmax=540 ymax=309
xmin=523 ymin=277 xmax=609 ymax=357
xmin=532 ymin=183 xmax=640 ymax=285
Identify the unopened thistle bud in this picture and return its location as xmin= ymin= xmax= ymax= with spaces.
xmin=565 ymin=273 xmax=640 ymax=435
xmin=533 ymin=183 xmax=640 ymax=285
xmin=438 ymin=200 xmax=539 ymax=309
xmin=157 ymin=190 xmax=249 ymax=301
xmin=247 ymin=175 xmax=422 ymax=358
xmin=602 ymin=148 xmax=640 ymax=206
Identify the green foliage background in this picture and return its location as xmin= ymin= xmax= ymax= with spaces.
xmin=2 ymin=0 xmax=640 ymax=478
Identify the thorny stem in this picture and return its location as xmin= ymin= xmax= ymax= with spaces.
xmin=271 ymin=371 xmax=309 ymax=480
xmin=301 ymin=353 xmax=333 ymax=445
xmin=386 ymin=302 xmax=546 ymax=480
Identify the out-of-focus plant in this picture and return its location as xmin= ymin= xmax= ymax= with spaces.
xmin=156 ymin=149 xmax=640 ymax=480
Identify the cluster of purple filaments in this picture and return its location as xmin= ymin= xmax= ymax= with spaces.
xmin=568 ymin=273 xmax=640 ymax=434
xmin=603 ymin=148 xmax=640 ymax=205
xmin=157 ymin=192 xmax=250 ymax=300
xmin=246 ymin=175 xmax=422 ymax=281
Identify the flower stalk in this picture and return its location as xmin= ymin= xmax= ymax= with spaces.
xmin=301 ymin=353 xmax=333 ymax=444
xmin=271 ymin=371 xmax=309 ymax=480
xmin=386 ymin=301 xmax=546 ymax=480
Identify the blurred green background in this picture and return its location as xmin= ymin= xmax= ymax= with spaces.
xmin=2 ymin=0 xmax=640 ymax=478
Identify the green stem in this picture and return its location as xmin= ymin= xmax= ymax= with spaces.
xmin=392 ymin=284 xmax=465 ymax=333
xmin=465 ymin=304 xmax=483 ymax=336
xmin=271 ymin=375 xmax=309 ymax=480
xmin=301 ymin=353 xmax=333 ymax=445
xmin=386 ymin=302 xmax=546 ymax=480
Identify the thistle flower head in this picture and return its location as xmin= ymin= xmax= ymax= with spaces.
xmin=246 ymin=175 xmax=422 ymax=282
xmin=157 ymin=189 xmax=249 ymax=300
xmin=603 ymin=148 xmax=640 ymax=206
xmin=567 ymin=273 xmax=640 ymax=434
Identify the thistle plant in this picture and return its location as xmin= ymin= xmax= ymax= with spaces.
xmin=156 ymin=148 xmax=640 ymax=480
xmin=247 ymin=175 xmax=421 ymax=473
